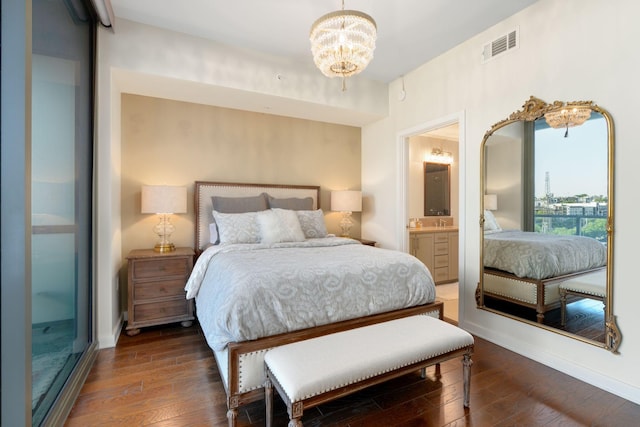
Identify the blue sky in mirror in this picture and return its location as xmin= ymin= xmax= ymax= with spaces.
xmin=534 ymin=114 xmax=608 ymax=198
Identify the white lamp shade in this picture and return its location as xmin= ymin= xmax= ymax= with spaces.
xmin=484 ymin=194 xmax=498 ymax=211
xmin=141 ymin=185 xmax=187 ymax=214
xmin=331 ymin=190 xmax=362 ymax=212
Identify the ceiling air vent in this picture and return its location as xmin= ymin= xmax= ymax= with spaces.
xmin=482 ymin=28 xmax=519 ymax=63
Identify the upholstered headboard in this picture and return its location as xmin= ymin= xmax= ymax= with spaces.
xmin=194 ymin=181 xmax=321 ymax=252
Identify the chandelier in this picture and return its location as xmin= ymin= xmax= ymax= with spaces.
xmin=544 ymin=104 xmax=592 ymax=137
xmin=309 ymin=0 xmax=377 ymax=90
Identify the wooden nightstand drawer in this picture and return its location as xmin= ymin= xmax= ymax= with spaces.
xmin=132 ymin=257 xmax=190 ymax=279
xmin=134 ymin=278 xmax=189 ymax=300
xmin=133 ymin=299 xmax=190 ymax=322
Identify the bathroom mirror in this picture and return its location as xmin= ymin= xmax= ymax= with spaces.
xmin=424 ymin=162 xmax=450 ymax=216
xmin=477 ymin=96 xmax=620 ymax=353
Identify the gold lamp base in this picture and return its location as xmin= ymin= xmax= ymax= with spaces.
xmin=154 ymin=242 xmax=175 ymax=253
xmin=339 ymin=211 xmax=354 ymax=238
xmin=152 ymin=213 xmax=176 ymax=253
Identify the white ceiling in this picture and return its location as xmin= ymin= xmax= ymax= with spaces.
xmin=109 ymin=0 xmax=539 ymax=83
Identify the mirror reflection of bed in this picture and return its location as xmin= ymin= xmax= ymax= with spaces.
xmin=478 ymin=96 xmax=620 ymax=352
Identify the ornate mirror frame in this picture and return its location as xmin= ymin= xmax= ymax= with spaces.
xmin=477 ymin=96 xmax=621 ymax=353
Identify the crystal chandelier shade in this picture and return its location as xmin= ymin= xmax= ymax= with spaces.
xmin=544 ymin=105 xmax=592 ymax=137
xmin=310 ymin=2 xmax=377 ymax=85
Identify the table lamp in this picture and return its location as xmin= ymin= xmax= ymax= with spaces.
xmin=331 ymin=190 xmax=362 ymax=238
xmin=141 ymin=185 xmax=187 ymax=252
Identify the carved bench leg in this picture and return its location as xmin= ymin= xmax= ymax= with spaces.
xmin=226 ymin=408 xmax=237 ymax=427
xmin=227 ymin=395 xmax=239 ymax=427
xmin=560 ymin=289 xmax=568 ymax=327
xmin=462 ymin=351 xmax=473 ymax=408
xmin=288 ymin=402 xmax=304 ymax=427
xmin=265 ymin=378 xmax=273 ymax=427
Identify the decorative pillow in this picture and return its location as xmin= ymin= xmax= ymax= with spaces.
xmin=267 ymin=195 xmax=314 ymax=211
xmin=209 ymin=194 xmax=268 ymax=244
xmin=296 ymin=209 xmax=328 ymax=238
xmin=211 ymin=193 xmax=269 ymax=213
xmin=212 ymin=211 xmax=261 ymax=244
xmin=209 ymin=223 xmax=219 ymax=244
xmin=483 ymin=210 xmax=502 ymax=232
xmin=257 ymin=209 xmax=306 ymax=244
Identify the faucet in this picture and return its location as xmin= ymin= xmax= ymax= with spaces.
xmin=439 ymin=218 xmax=447 ymax=228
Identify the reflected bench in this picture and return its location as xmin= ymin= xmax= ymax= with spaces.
xmin=559 ymin=269 xmax=606 ymax=326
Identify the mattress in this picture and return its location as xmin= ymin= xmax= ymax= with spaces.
xmin=484 ymin=230 xmax=606 ymax=280
xmin=185 ymin=237 xmax=436 ymax=351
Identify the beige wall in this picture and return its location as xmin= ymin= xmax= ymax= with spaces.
xmin=121 ymin=94 xmax=363 ymax=256
xmin=120 ymin=94 xmax=361 ymax=291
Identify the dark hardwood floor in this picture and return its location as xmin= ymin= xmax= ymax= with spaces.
xmin=65 ymin=321 xmax=639 ymax=426
xmin=484 ymin=296 xmax=606 ymax=343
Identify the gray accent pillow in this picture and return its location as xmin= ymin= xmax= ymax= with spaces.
xmin=212 ymin=193 xmax=269 ymax=213
xmin=267 ymin=195 xmax=314 ymax=211
xmin=296 ymin=209 xmax=328 ymax=238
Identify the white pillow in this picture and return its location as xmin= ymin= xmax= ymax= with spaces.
xmin=209 ymin=223 xmax=219 ymax=245
xmin=296 ymin=209 xmax=328 ymax=238
xmin=257 ymin=209 xmax=306 ymax=243
xmin=212 ymin=211 xmax=261 ymax=244
xmin=483 ymin=210 xmax=502 ymax=232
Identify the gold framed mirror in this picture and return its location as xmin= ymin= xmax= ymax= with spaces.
xmin=477 ymin=96 xmax=621 ymax=353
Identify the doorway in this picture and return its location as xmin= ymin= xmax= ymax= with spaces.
xmin=397 ymin=113 xmax=465 ymax=323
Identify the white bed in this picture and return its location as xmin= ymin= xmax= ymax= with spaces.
xmin=189 ymin=181 xmax=442 ymax=426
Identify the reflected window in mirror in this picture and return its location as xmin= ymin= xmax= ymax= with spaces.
xmin=424 ymin=162 xmax=450 ymax=216
xmin=530 ymin=114 xmax=608 ymax=241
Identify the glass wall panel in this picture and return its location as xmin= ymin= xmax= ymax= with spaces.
xmin=31 ymin=0 xmax=94 ymax=424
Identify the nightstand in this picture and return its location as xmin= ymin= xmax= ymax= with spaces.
xmin=126 ymin=247 xmax=195 ymax=336
xmin=354 ymin=238 xmax=376 ymax=247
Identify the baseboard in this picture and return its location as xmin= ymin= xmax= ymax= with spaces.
xmin=462 ymin=318 xmax=640 ymax=406
xmin=97 ymin=312 xmax=124 ymax=349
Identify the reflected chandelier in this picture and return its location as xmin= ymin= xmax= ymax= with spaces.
xmin=309 ymin=0 xmax=377 ymax=91
xmin=544 ymin=104 xmax=591 ymax=137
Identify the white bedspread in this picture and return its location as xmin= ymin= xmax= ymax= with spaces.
xmin=484 ymin=230 xmax=606 ymax=280
xmin=185 ymin=237 xmax=436 ymax=351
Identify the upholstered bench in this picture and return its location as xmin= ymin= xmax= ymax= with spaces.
xmin=559 ymin=269 xmax=607 ymax=326
xmin=264 ymin=315 xmax=474 ymax=427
